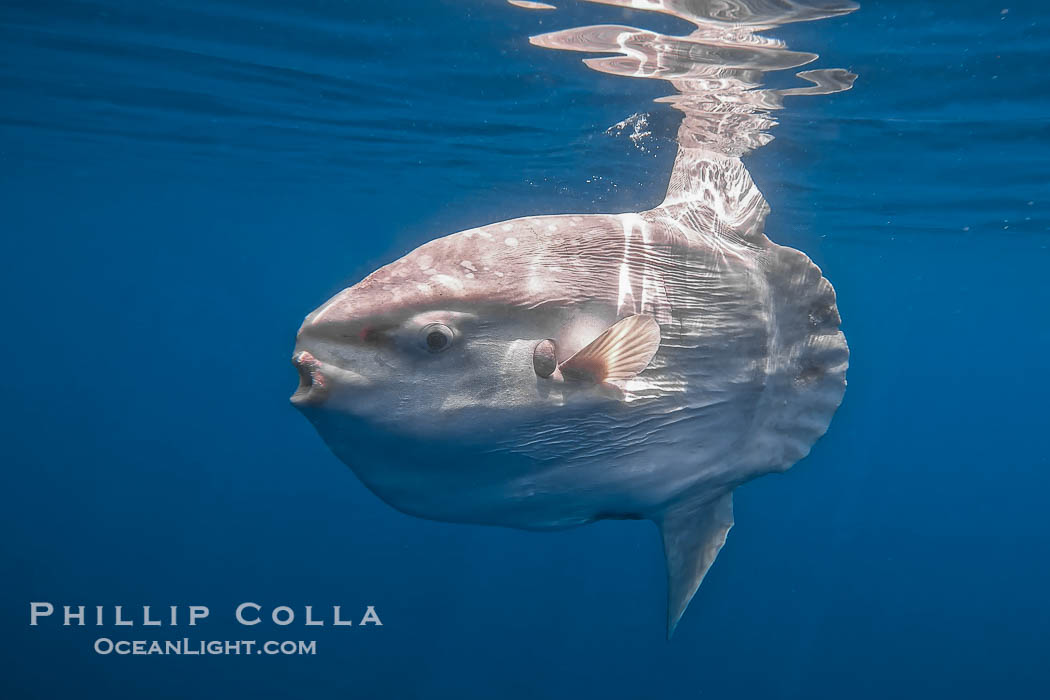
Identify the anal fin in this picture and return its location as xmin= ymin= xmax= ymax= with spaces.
xmin=659 ymin=491 xmax=734 ymax=638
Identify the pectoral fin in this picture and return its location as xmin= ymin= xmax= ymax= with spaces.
xmin=558 ymin=314 xmax=660 ymax=384
xmin=659 ymin=491 xmax=734 ymax=639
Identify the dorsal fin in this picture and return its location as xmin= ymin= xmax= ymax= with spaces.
xmin=558 ymin=314 xmax=660 ymax=384
xmin=659 ymin=491 xmax=735 ymax=639
xmin=659 ymin=149 xmax=770 ymax=242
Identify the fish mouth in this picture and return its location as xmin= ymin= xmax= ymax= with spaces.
xmin=290 ymin=350 xmax=329 ymax=406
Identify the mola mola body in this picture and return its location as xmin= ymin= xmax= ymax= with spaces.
xmin=291 ymin=149 xmax=848 ymax=636
xmin=292 ymin=0 xmax=857 ymax=638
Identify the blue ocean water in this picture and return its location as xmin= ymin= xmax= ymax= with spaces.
xmin=2 ymin=1 xmax=1048 ymax=698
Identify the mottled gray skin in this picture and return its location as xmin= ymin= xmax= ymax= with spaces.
xmin=292 ymin=152 xmax=848 ymax=633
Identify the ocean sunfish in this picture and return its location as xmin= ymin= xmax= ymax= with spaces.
xmin=291 ymin=0 xmax=854 ymax=636
xmin=291 ymin=148 xmax=848 ymax=636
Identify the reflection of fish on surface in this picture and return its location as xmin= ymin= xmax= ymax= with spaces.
xmin=291 ymin=0 xmax=856 ymax=637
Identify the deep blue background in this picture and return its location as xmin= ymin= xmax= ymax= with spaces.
xmin=2 ymin=1 xmax=1048 ymax=698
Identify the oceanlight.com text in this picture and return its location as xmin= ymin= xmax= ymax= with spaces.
xmin=93 ymin=638 xmax=317 ymax=656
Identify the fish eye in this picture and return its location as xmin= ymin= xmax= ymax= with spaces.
xmin=420 ymin=323 xmax=454 ymax=353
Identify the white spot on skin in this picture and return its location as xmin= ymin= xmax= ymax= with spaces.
xmin=431 ymin=274 xmax=464 ymax=292
xmin=460 ymin=260 xmax=477 ymax=272
xmin=423 ymin=268 xmax=437 ymax=276
xmin=416 ymin=283 xmax=431 ymax=293
xmin=504 ymin=237 xmax=519 ymax=247
xmin=477 ymin=230 xmax=493 ymax=240
xmin=501 ymin=224 xmax=514 ymax=232
xmin=494 ymin=271 xmax=504 ymax=277
xmin=417 ymin=254 xmax=433 ymax=270
xmin=547 ymin=223 xmax=557 ymax=232
xmin=465 ymin=272 xmax=475 ymax=279
xmin=571 ymin=216 xmax=582 ymax=223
